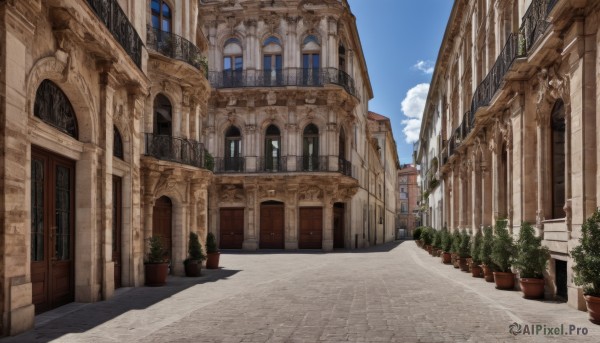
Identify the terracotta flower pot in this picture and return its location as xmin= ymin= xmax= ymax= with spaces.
xmin=459 ymin=258 xmax=469 ymax=272
xmin=453 ymin=254 xmax=460 ymax=268
xmin=145 ymin=262 xmax=169 ymax=287
xmin=493 ymin=271 xmax=515 ymax=290
xmin=435 ymin=249 xmax=442 ymax=257
xmin=184 ymin=260 xmax=201 ymax=277
xmin=206 ymin=252 xmax=220 ymax=269
xmin=584 ymin=295 xmax=600 ymax=325
xmin=519 ymin=278 xmax=545 ymax=299
xmin=427 ymin=245 xmax=433 ymax=255
xmin=442 ymin=252 xmax=452 ymax=264
xmin=471 ymin=264 xmax=483 ymax=278
xmin=481 ymin=264 xmax=495 ymax=282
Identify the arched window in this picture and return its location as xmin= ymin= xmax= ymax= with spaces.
xmin=223 ymin=38 xmax=243 ymax=87
xmin=225 ymin=126 xmax=242 ymax=171
xmin=339 ymin=127 xmax=346 ymax=160
xmin=339 ymin=44 xmax=346 ymax=72
xmin=153 ymin=94 xmax=172 ymax=136
xmin=151 ymin=0 xmax=172 ymax=32
xmin=302 ymin=35 xmax=321 ymax=85
xmin=551 ymin=100 xmax=566 ymax=219
xmin=113 ymin=126 xmax=124 ymax=159
xmin=263 ymin=36 xmax=283 ymax=86
xmin=264 ymin=125 xmax=281 ymax=171
xmin=34 ymin=79 xmax=78 ymax=139
xmin=302 ymin=124 xmax=319 ymax=171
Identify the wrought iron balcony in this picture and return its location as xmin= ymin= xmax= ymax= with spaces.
xmin=213 ymin=155 xmax=353 ymax=177
xmin=146 ymin=26 xmax=207 ymax=75
xmin=256 ymin=156 xmax=287 ymax=173
xmin=521 ymin=0 xmax=557 ymax=53
xmin=85 ymin=0 xmax=142 ymax=68
xmin=144 ymin=133 xmax=206 ymax=169
xmin=208 ymin=68 xmax=357 ymax=98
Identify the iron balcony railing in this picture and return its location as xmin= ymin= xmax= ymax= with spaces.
xmin=85 ymin=0 xmax=142 ymax=68
xmin=146 ymin=26 xmax=208 ymax=76
xmin=213 ymin=155 xmax=353 ymax=177
xmin=446 ymin=0 xmax=558 ymax=162
xmin=144 ymin=133 xmax=206 ymax=169
xmin=256 ymin=156 xmax=287 ymax=173
xmin=208 ymin=68 xmax=357 ymax=98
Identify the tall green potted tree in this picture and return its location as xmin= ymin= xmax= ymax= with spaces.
xmin=422 ymin=227 xmax=433 ymax=254
xmin=458 ymin=229 xmax=471 ymax=272
xmin=491 ymin=220 xmax=515 ymax=290
xmin=145 ymin=236 xmax=169 ymax=286
xmin=184 ymin=232 xmax=206 ymax=277
xmin=441 ymin=228 xmax=452 ymax=264
xmin=413 ymin=227 xmax=423 ymax=247
xmin=206 ymin=232 xmax=220 ymax=269
xmin=451 ymin=230 xmax=461 ymax=268
xmin=471 ymin=230 xmax=483 ymax=278
xmin=513 ymin=222 xmax=549 ymax=299
xmin=480 ymin=226 xmax=495 ymax=282
xmin=571 ymin=208 xmax=600 ymax=324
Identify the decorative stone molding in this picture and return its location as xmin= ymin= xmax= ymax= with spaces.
xmin=535 ymin=65 xmax=571 ymax=125
xmin=220 ymin=184 xmax=245 ymax=202
xmin=298 ymin=186 xmax=322 ymax=201
xmin=266 ymin=91 xmax=277 ymax=105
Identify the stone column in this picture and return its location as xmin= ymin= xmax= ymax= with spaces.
xmin=285 ymin=17 xmax=298 ymax=68
xmin=471 ymin=149 xmax=481 ymax=232
xmin=323 ymin=190 xmax=334 ymax=251
xmin=491 ymin=127 xmax=500 ymax=224
xmin=327 ymin=17 xmax=338 ymax=68
xmin=458 ymin=159 xmax=466 ymax=228
xmin=285 ymin=184 xmax=299 ymax=249
xmin=243 ymin=183 xmax=258 ymax=250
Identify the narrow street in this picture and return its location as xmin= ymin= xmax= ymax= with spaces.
xmin=6 ymin=242 xmax=599 ymax=342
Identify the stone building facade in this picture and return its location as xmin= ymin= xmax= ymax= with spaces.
xmin=416 ymin=0 xmax=600 ymax=311
xmin=397 ymin=164 xmax=420 ymax=238
xmin=198 ymin=0 xmax=396 ymax=251
xmin=0 ymin=0 xmax=211 ymax=335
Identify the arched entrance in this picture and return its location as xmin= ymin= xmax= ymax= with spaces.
xmin=260 ymin=201 xmax=284 ymax=249
xmin=152 ymin=196 xmax=172 ymax=267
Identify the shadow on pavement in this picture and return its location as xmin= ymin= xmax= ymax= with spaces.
xmin=221 ymin=240 xmax=412 ymax=255
xmin=2 ymin=268 xmax=240 ymax=343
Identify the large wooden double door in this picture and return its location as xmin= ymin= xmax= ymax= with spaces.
xmin=220 ymin=208 xmax=244 ymax=249
xmin=31 ymin=147 xmax=75 ymax=314
xmin=152 ymin=196 xmax=173 ymax=264
xmin=260 ymin=202 xmax=284 ymax=249
xmin=299 ymin=207 xmax=323 ymax=249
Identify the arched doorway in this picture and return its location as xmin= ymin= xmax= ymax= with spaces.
xmin=152 ymin=196 xmax=172 ymax=268
xmin=333 ymin=203 xmax=345 ymax=249
xmin=260 ymin=201 xmax=284 ymax=249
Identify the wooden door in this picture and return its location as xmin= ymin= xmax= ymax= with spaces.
xmin=112 ymin=176 xmax=122 ymax=288
xmin=31 ymin=147 xmax=75 ymax=314
xmin=260 ymin=202 xmax=284 ymax=249
xmin=220 ymin=208 xmax=244 ymax=249
xmin=152 ymin=196 xmax=172 ymax=263
xmin=299 ymin=207 xmax=322 ymax=249
xmin=333 ymin=205 xmax=345 ymax=249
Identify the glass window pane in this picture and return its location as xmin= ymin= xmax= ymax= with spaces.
xmin=151 ymin=16 xmax=160 ymax=29
xmin=162 ymin=19 xmax=170 ymax=32
xmin=275 ymin=55 xmax=282 ymax=70
xmin=224 ymin=57 xmax=232 ymax=71
xmin=264 ymin=55 xmax=272 ymax=70
xmin=151 ymin=0 xmax=160 ymax=13
xmin=313 ymin=54 xmax=320 ymax=69
xmin=303 ymin=54 xmax=309 ymax=68
xmin=162 ymin=3 xmax=171 ymax=17
xmin=235 ymin=57 xmax=243 ymax=71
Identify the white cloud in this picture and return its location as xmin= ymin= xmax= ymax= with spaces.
xmin=400 ymin=83 xmax=430 ymax=144
xmin=413 ymin=60 xmax=434 ymax=74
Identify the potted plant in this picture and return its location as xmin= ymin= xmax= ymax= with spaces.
xmin=441 ymin=228 xmax=452 ymax=264
xmin=145 ymin=236 xmax=169 ymax=286
xmin=413 ymin=227 xmax=423 ymax=247
xmin=451 ymin=230 xmax=461 ymax=268
xmin=491 ymin=220 xmax=515 ymax=290
xmin=458 ymin=229 xmax=471 ymax=272
xmin=471 ymin=230 xmax=483 ymax=278
xmin=571 ymin=208 xmax=600 ymax=324
xmin=480 ymin=226 xmax=495 ymax=282
xmin=513 ymin=222 xmax=549 ymax=299
xmin=421 ymin=227 xmax=433 ymax=254
xmin=184 ymin=232 xmax=206 ymax=277
xmin=206 ymin=232 xmax=220 ymax=269
xmin=432 ymin=229 xmax=442 ymax=257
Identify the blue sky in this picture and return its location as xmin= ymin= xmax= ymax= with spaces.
xmin=347 ymin=0 xmax=453 ymax=164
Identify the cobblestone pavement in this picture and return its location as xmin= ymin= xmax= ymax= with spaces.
xmin=4 ymin=241 xmax=600 ymax=342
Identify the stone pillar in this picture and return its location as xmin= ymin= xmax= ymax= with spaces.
xmin=285 ymin=184 xmax=299 ymax=249
xmin=471 ymin=149 xmax=481 ymax=232
xmin=327 ymin=17 xmax=338 ymax=68
xmin=285 ymin=17 xmax=298 ymax=68
xmin=491 ymin=127 xmax=500 ymax=224
xmin=323 ymin=191 xmax=334 ymax=251
xmin=481 ymin=149 xmax=493 ymax=227
xmin=245 ymin=123 xmax=257 ymax=172
xmin=458 ymin=160 xmax=466 ymax=228
xmin=243 ymin=183 xmax=258 ymax=250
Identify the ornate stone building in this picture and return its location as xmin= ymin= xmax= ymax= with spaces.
xmin=397 ymin=164 xmax=420 ymax=238
xmin=0 ymin=0 xmax=211 ymax=335
xmin=416 ymin=0 xmax=599 ymax=311
xmin=198 ymin=0 xmax=394 ymax=251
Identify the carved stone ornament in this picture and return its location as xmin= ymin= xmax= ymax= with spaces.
xmin=298 ymin=186 xmax=322 ymax=201
xmin=220 ymin=184 xmax=245 ymax=202
xmin=266 ymin=91 xmax=277 ymax=106
xmin=535 ymin=65 xmax=570 ymax=125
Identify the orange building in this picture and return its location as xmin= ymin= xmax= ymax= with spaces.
xmin=397 ymin=164 xmax=420 ymax=238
